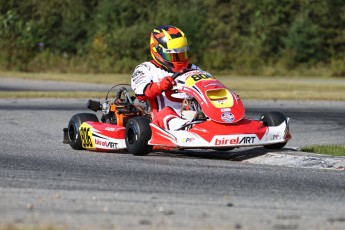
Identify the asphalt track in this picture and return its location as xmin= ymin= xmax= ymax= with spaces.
xmin=0 ymin=79 xmax=345 ymax=229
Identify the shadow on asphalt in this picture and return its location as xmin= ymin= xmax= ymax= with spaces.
xmin=150 ymin=147 xmax=293 ymax=161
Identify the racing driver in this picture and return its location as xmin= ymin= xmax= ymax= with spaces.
xmin=131 ymin=25 xmax=207 ymax=130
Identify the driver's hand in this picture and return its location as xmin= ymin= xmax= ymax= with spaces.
xmin=160 ymin=76 xmax=176 ymax=91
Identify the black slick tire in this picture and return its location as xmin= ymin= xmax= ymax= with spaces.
xmin=67 ymin=113 xmax=98 ymax=150
xmin=125 ymin=117 xmax=152 ymax=155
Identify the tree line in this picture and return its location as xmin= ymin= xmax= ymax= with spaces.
xmin=1 ymin=0 xmax=344 ymax=76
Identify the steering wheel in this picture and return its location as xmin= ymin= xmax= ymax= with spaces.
xmin=171 ymin=68 xmax=196 ymax=80
xmin=115 ymin=87 xmax=129 ymax=104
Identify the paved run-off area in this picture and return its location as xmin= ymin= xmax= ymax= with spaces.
xmin=0 ymin=98 xmax=344 ymax=229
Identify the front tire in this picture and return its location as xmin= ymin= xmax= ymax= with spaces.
xmin=68 ymin=113 xmax=98 ymax=150
xmin=125 ymin=117 xmax=152 ymax=155
xmin=260 ymin=112 xmax=287 ymax=149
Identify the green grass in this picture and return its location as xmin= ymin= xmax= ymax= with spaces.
xmin=218 ymin=76 xmax=345 ymax=100
xmin=0 ymin=224 xmax=65 ymax=230
xmin=0 ymin=91 xmax=106 ymax=99
xmin=0 ymin=71 xmax=129 ymax=84
xmin=1 ymin=71 xmax=345 ymax=100
xmin=301 ymin=145 xmax=345 ymax=156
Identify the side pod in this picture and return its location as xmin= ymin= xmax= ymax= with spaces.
xmin=148 ymin=124 xmax=178 ymax=147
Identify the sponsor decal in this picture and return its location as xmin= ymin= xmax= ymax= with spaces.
xmin=215 ymin=136 xmax=256 ymax=145
xmin=270 ymin=134 xmax=280 ymax=140
xmin=221 ymin=112 xmax=235 ymax=122
xmin=132 ymin=70 xmax=143 ymax=78
xmin=221 ymin=108 xmax=231 ymax=112
xmin=105 ymin=127 xmax=117 ymax=131
xmin=140 ymin=63 xmax=150 ymax=69
xmin=184 ymin=70 xmax=199 ymax=76
xmin=163 ymin=46 xmax=188 ymax=53
xmin=204 ymin=82 xmax=223 ymax=88
xmin=182 ymin=137 xmax=195 ymax=143
xmin=134 ymin=63 xmax=149 ymax=70
xmin=132 ymin=74 xmax=146 ymax=85
xmin=132 ymin=69 xmax=149 ymax=85
xmin=95 ymin=138 xmax=118 ymax=149
xmin=133 ymin=75 xmax=145 ymax=82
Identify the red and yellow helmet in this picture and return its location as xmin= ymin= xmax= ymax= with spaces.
xmin=150 ymin=25 xmax=189 ymax=72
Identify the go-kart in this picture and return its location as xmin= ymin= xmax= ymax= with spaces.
xmin=63 ymin=69 xmax=291 ymax=155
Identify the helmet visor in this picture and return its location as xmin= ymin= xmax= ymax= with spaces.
xmin=161 ymin=51 xmax=188 ymax=62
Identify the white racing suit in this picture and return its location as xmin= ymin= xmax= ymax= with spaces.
xmin=131 ymin=61 xmax=200 ymax=130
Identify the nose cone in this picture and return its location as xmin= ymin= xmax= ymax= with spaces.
xmin=198 ymin=80 xmax=245 ymax=123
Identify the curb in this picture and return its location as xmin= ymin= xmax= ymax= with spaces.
xmin=245 ymin=150 xmax=345 ymax=170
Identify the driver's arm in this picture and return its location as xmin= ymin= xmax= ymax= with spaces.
xmin=131 ymin=65 xmax=175 ymax=101
xmin=141 ymin=76 xmax=175 ymax=100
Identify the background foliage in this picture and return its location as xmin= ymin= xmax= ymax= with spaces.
xmin=0 ymin=0 xmax=344 ymax=76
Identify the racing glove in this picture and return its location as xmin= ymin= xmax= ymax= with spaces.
xmin=139 ymin=76 xmax=176 ymax=100
xmin=159 ymin=76 xmax=175 ymax=91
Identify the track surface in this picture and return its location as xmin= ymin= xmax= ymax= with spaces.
xmin=0 ymin=97 xmax=344 ymax=230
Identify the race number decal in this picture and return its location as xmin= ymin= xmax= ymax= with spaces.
xmin=79 ymin=123 xmax=94 ymax=149
xmin=191 ymin=74 xmax=213 ymax=82
xmin=185 ymin=73 xmax=213 ymax=87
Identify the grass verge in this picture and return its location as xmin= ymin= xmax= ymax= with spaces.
xmin=0 ymin=91 xmax=106 ymax=99
xmin=0 ymin=224 xmax=65 ymax=230
xmin=301 ymin=145 xmax=345 ymax=156
xmin=1 ymin=72 xmax=345 ymax=100
xmin=0 ymin=71 xmax=129 ymax=84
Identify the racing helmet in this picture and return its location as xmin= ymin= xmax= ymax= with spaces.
xmin=150 ymin=25 xmax=189 ymax=72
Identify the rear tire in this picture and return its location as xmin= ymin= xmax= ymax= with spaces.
xmin=260 ymin=112 xmax=287 ymax=149
xmin=68 ymin=113 xmax=98 ymax=150
xmin=125 ymin=117 xmax=152 ymax=155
